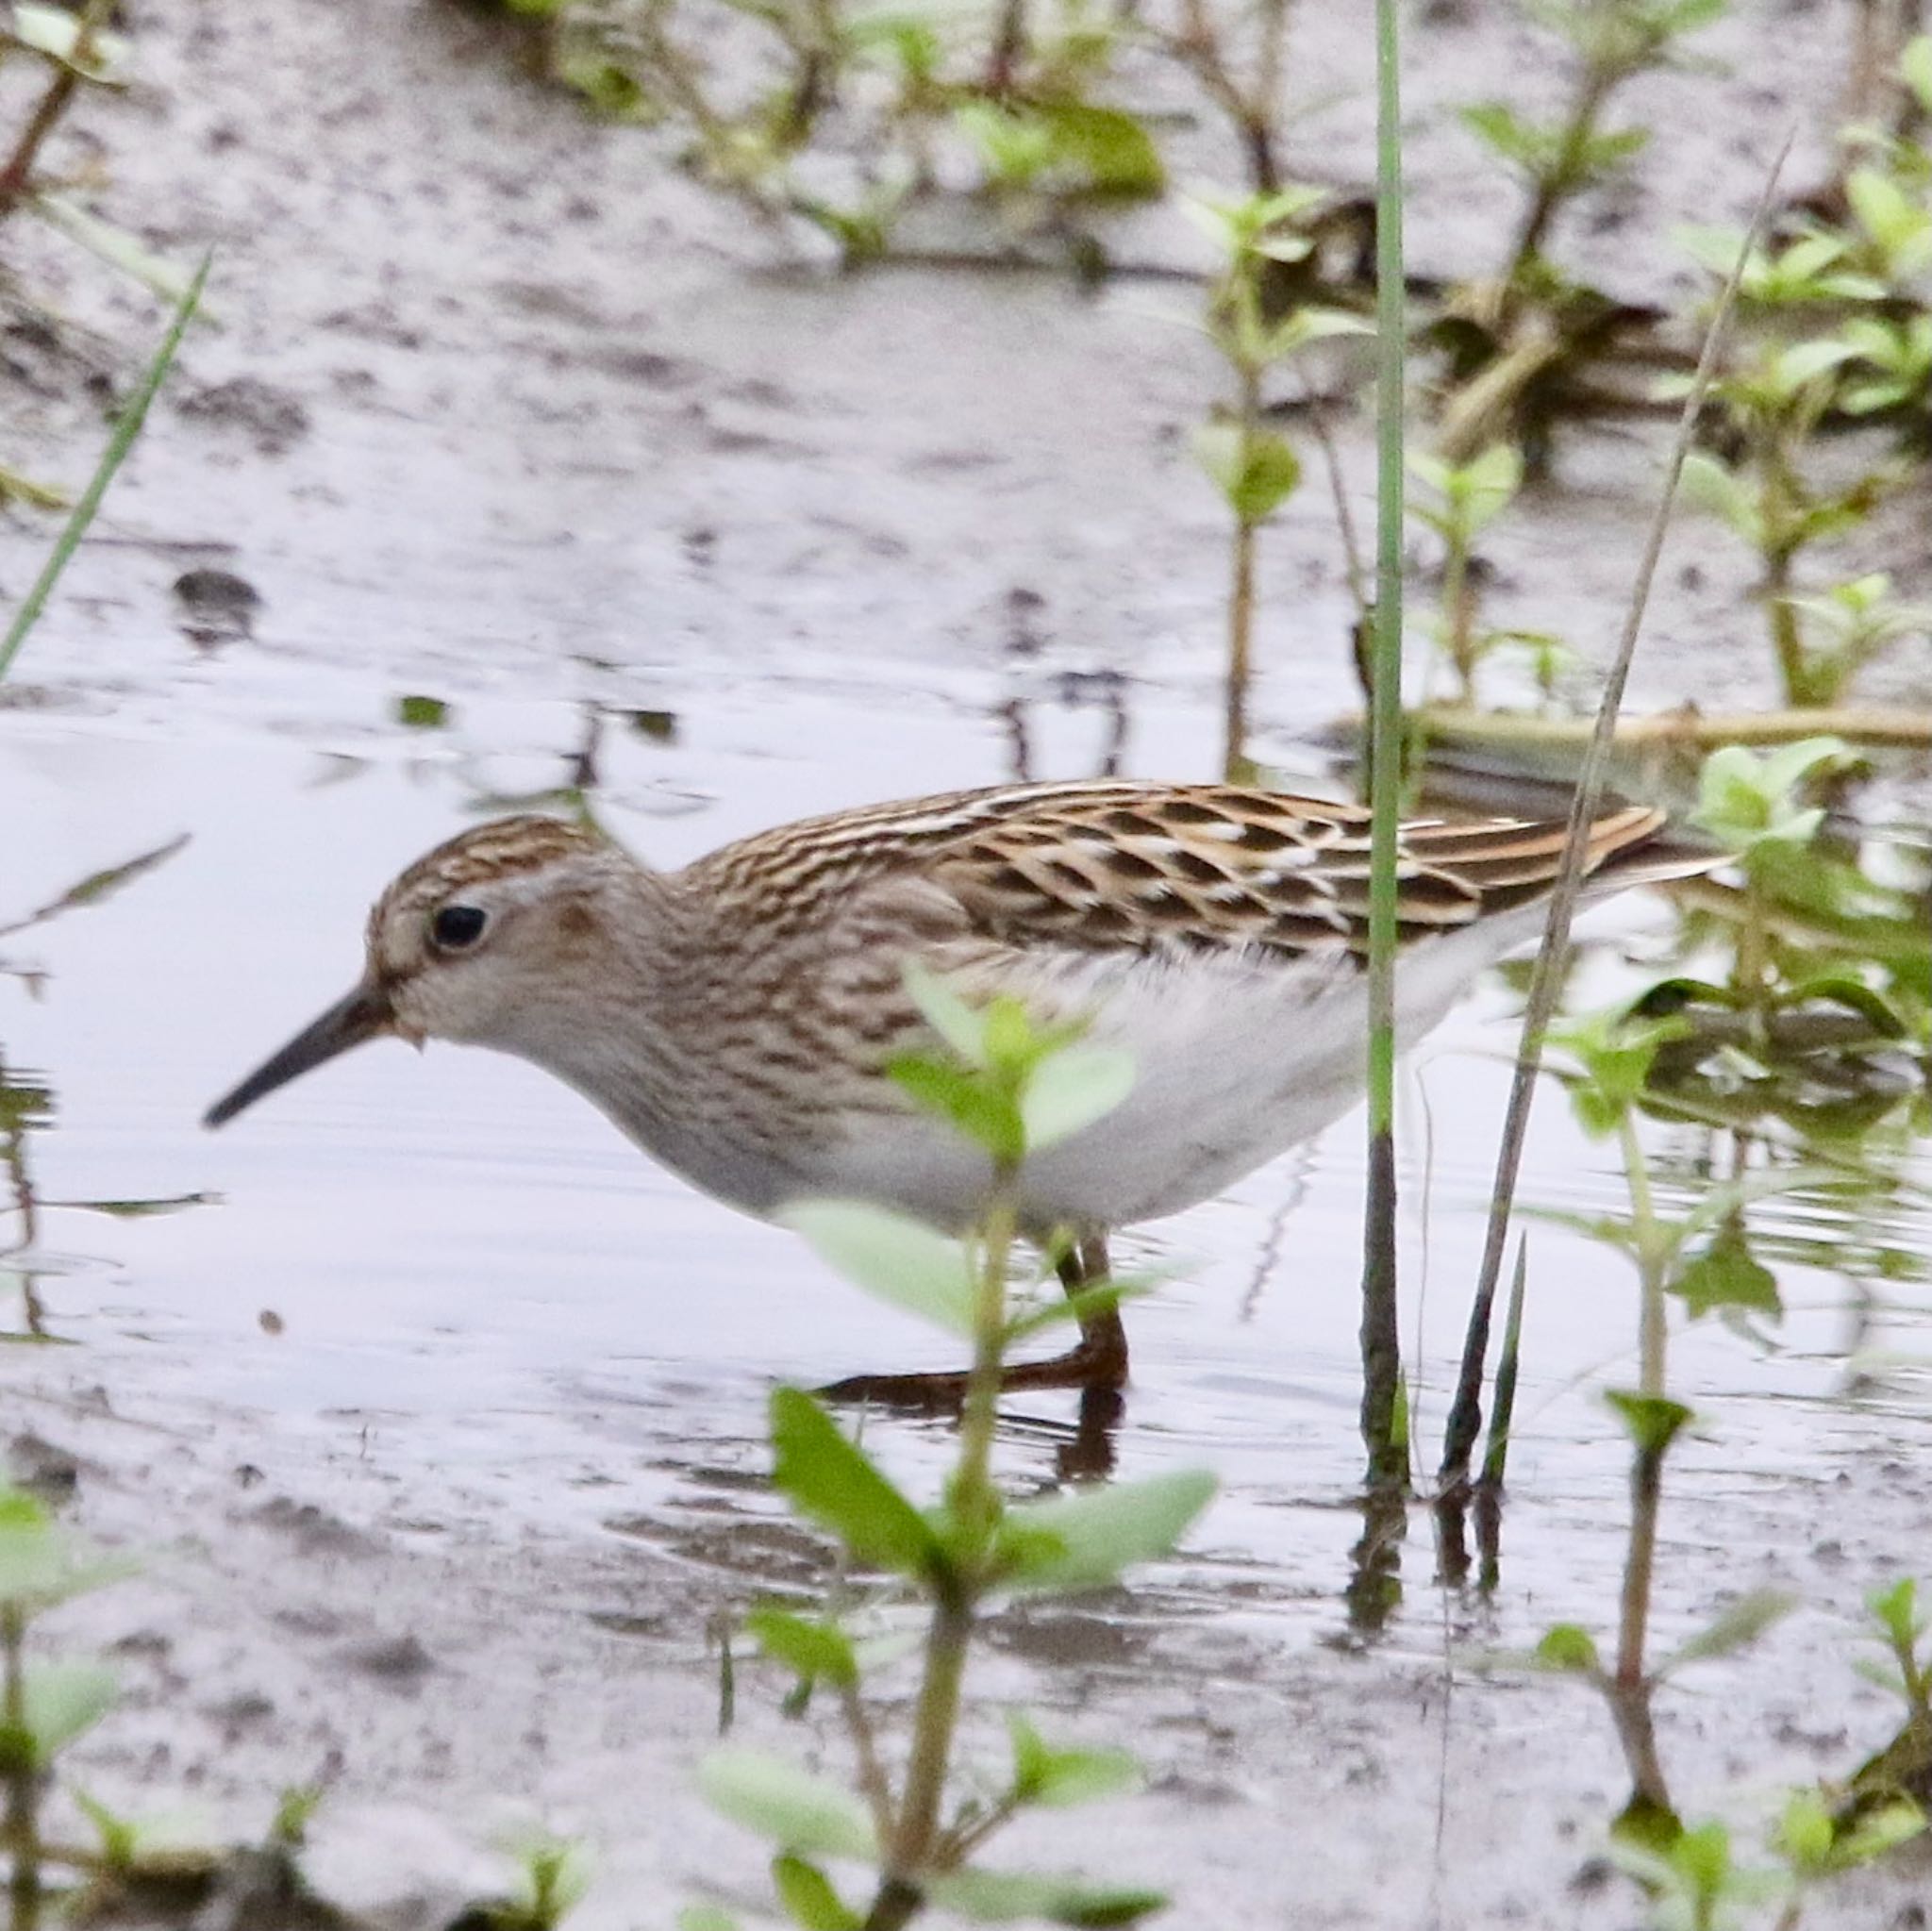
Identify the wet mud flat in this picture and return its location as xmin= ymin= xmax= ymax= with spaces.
xmin=3 ymin=0 xmax=1932 ymax=1924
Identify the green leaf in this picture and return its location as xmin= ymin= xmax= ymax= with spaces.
xmin=1773 ymin=338 xmax=1862 ymax=392
xmin=1904 ymin=34 xmax=1932 ymax=113
xmin=680 ymin=1905 xmax=744 ymax=1931
xmin=1007 ymin=1276 xmax=1154 ymax=1344
xmin=887 ymin=1056 xmax=1024 ymax=1164
xmin=1460 ymin=102 xmax=1550 ymax=173
xmin=982 ymin=995 xmax=1040 ymax=1076
xmin=1670 ymin=1226 xmax=1782 ymax=1321
xmin=1019 ymin=1046 xmax=1134 ymax=1152
xmin=993 ymin=1470 xmax=1216 ymax=1591
xmin=924 ymin=1869 xmax=1166 ymax=1926
xmin=697 ymin=1750 xmax=878 ymax=1860
xmin=1459 ymin=441 xmax=1524 ymax=533
xmin=1264 ymin=307 xmax=1373 ymax=361
xmin=395 ymin=694 xmax=449 ymax=729
xmin=1769 ymin=973 xmax=1908 ymax=1035
xmin=1007 ymin=1712 xmax=1142 ymax=1807
xmin=1605 ymin=1390 xmax=1695 ymax=1457
xmin=1866 ymin=1577 xmax=1925 ymax=1650
xmin=28 ymin=193 xmax=197 ymax=305
xmin=1824 ymin=1797 xmax=1925 ymax=1869
xmin=1192 ymin=424 xmax=1301 ymax=524
xmin=768 ymin=1390 xmax=944 ymax=1580
xmin=1678 ymin=450 xmax=1761 ymax=545
xmin=956 ymin=102 xmax=1053 ymax=188
xmin=1853 ymin=1657 xmax=1911 ymax=1701
xmin=1692 ymin=737 xmax=1846 ymax=855
xmin=0 ymin=1661 xmax=118 ymax=1769
xmin=0 ymin=1490 xmax=135 ymax=1608
xmin=743 ymin=1607 xmax=859 ymax=1690
xmin=1533 ymin=1623 xmax=1602 ymax=1674
xmin=501 ymin=1830 xmax=593 ymax=1921
xmin=772 ymin=1854 xmax=862 ymax=1930
xmin=11 ymin=3 xmax=130 ymax=79
xmin=1580 ymin=126 xmax=1649 ymax=175
xmin=1775 ymin=1789 xmax=1836 ymax=1873
xmin=1550 ymin=1009 xmax=1687 ymax=1138
xmin=782 ymin=1201 xmax=975 ymax=1338
xmin=1846 ymin=167 xmax=1932 ymax=273
xmin=1035 ymin=103 xmax=1164 ymax=199
xmin=1656 ymin=1589 xmax=1797 ymax=1676
xmin=901 ymin=961 xmax=988 ymax=1063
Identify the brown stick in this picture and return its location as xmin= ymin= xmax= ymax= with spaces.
xmin=1436 ymin=129 xmax=1795 ymax=1493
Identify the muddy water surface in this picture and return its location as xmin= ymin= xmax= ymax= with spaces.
xmin=4 ymin=2 xmax=1932 ymax=1925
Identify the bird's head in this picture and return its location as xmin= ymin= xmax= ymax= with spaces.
xmin=204 ymin=814 xmax=627 ymax=1127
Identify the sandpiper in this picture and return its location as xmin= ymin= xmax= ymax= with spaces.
xmin=205 ymin=779 xmax=1699 ymax=1397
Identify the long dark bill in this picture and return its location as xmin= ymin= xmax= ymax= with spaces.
xmin=203 ymin=982 xmax=393 ymax=1128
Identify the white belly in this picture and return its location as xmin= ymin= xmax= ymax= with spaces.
xmin=793 ymin=917 xmax=1525 ymax=1232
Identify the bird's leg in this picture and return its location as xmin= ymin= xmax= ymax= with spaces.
xmin=1004 ymin=1233 xmax=1127 ymax=1388
xmin=815 ymin=1232 xmax=1130 ymax=1409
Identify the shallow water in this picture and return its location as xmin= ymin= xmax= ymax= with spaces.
xmin=5 ymin=1 xmax=1932 ymax=1923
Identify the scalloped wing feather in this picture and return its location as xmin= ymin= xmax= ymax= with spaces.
xmin=699 ymin=781 xmax=1675 ymax=960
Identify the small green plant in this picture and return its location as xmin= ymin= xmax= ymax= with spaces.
xmin=495 ymin=0 xmax=1167 ymax=267
xmin=1776 ymin=574 xmax=1932 ymax=707
xmin=1189 ymin=186 xmax=1368 ymax=775
xmin=1406 ymin=442 xmax=1524 ymax=704
xmin=1672 ymin=218 xmax=1922 ymax=705
xmin=0 ymin=1485 xmax=137 ymax=1910
xmin=1612 ymin=1817 xmax=1777 ymax=1930
xmin=1638 ymin=737 xmax=1928 ymax=1132
xmin=1690 ymin=737 xmax=1851 ymax=1015
xmin=487 ymin=1828 xmax=594 ymax=1930
xmin=1435 ymin=0 xmax=1726 ymax=459
xmin=1774 ymin=1785 xmax=1924 ymax=1923
xmin=684 ymin=973 xmax=1213 ymax=1931
xmin=1857 ymin=1578 xmax=1932 ymax=1724
xmin=1844 ymin=1578 xmax=1932 ymax=1811
xmin=1467 ymin=0 xmax=1726 ymax=286
xmin=1655 ymin=742 xmax=1927 ymax=1058
xmin=1519 ymin=1007 xmax=1820 ymax=1823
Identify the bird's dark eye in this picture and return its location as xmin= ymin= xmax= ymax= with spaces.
xmin=430 ymin=904 xmax=489 ymax=952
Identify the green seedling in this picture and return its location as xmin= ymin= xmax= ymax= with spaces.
xmin=1468 ymin=0 xmax=1726 ymax=280
xmin=692 ymin=977 xmax=1210 ymax=1931
xmin=512 ymin=0 xmax=1165 ymax=268
xmin=1672 ymin=216 xmax=1924 ymax=703
xmin=486 ymin=1828 xmax=593 ymax=1930
xmin=1848 ymin=1577 xmax=1932 ymax=1806
xmin=1524 ymin=1007 xmax=1838 ymax=1817
xmin=1436 ymin=0 xmax=1726 ymax=458
xmin=1836 ymin=315 xmax=1932 ymax=424
xmin=1777 ymin=575 xmax=1932 ymax=705
xmin=1187 ymin=185 xmax=1370 ymax=774
xmin=1611 ymin=1817 xmax=1783 ymax=1930
xmin=1407 ymin=442 xmax=1524 ymax=702
xmin=0 ymin=1486 xmax=138 ymax=1907
xmin=1647 ymin=745 xmax=1928 ymax=1131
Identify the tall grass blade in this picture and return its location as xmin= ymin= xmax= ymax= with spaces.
xmin=1358 ymin=0 xmax=1407 ymax=1490
xmin=1435 ymin=135 xmax=1795 ymax=1491
xmin=1478 ymin=1237 xmax=1528 ymax=1490
xmin=0 ymin=250 xmax=211 ymax=684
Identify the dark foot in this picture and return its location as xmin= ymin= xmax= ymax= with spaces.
xmin=816 ymin=1333 xmax=1129 ymax=1410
